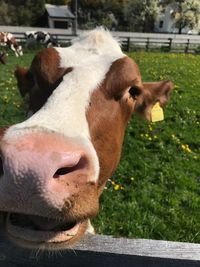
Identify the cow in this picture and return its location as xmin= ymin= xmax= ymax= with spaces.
xmin=0 ymin=32 xmax=23 ymax=57
xmin=25 ymin=31 xmax=59 ymax=48
xmin=0 ymin=28 xmax=173 ymax=250
xmin=0 ymin=51 xmax=6 ymax=64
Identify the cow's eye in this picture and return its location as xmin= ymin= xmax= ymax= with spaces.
xmin=129 ymin=86 xmax=141 ymax=100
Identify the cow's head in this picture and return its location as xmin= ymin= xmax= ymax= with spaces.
xmin=0 ymin=29 xmax=173 ymax=250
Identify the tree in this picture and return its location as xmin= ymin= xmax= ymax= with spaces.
xmin=124 ymin=0 xmax=161 ymax=32
xmin=162 ymin=0 xmax=200 ymax=34
xmin=0 ymin=1 xmax=13 ymax=25
xmin=3 ymin=0 xmax=45 ymax=26
xmin=71 ymin=0 xmax=128 ymax=30
xmin=46 ymin=0 xmax=71 ymax=4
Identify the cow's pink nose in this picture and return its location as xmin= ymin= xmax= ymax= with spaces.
xmin=0 ymin=132 xmax=97 ymax=212
xmin=52 ymin=151 xmax=85 ymax=178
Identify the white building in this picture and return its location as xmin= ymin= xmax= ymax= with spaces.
xmin=154 ymin=3 xmax=195 ymax=34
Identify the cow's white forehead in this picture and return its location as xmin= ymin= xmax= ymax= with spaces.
xmin=6 ymin=28 xmax=124 ymax=138
xmin=56 ymin=28 xmax=123 ymax=68
xmin=5 ymin=29 xmax=125 ymax=182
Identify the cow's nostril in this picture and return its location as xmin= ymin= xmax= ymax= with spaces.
xmin=54 ymin=167 xmax=74 ymax=177
xmin=53 ymin=156 xmax=88 ymax=179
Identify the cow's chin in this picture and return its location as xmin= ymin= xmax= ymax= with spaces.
xmin=5 ymin=212 xmax=88 ymax=250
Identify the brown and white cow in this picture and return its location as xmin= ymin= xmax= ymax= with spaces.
xmin=0 ymin=32 xmax=23 ymax=57
xmin=0 ymin=29 xmax=173 ymax=250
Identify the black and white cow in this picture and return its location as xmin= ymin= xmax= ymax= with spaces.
xmin=25 ymin=31 xmax=59 ymax=48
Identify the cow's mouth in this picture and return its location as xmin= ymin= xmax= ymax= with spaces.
xmin=6 ymin=212 xmax=87 ymax=248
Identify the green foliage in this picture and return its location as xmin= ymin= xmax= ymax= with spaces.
xmin=0 ymin=50 xmax=199 ymax=243
xmin=0 ymin=0 xmax=45 ymax=26
xmin=162 ymin=0 xmax=200 ymax=34
xmin=0 ymin=1 xmax=13 ymax=25
xmin=0 ymin=48 xmax=38 ymax=126
xmin=76 ymin=0 xmax=161 ymax=32
xmin=124 ymin=0 xmax=161 ymax=32
xmin=46 ymin=0 xmax=71 ymax=4
xmin=76 ymin=0 xmax=127 ymax=30
xmin=195 ymin=45 xmax=200 ymax=54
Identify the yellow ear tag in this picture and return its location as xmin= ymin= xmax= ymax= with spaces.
xmin=151 ymin=102 xmax=164 ymax=122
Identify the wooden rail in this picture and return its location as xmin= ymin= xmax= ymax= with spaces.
xmin=119 ymin=36 xmax=200 ymax=53
xmin=0 ymin=231 xmax=200 ymax=266
xmin=1 ymin=30 xmax=200 ymax=53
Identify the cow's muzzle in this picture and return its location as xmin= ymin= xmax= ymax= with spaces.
xmin=0 ymin=131 xmax=99 ymax=249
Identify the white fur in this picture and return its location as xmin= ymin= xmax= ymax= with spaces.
xmin=5 ymin=28 xmax=125 ymax=182
xmin=7 ymin=33 xmax=13 ymax=41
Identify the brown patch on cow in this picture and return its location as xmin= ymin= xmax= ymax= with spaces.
xmin=87 ymin=57 xmax=142 ymax=192
xmin=62 ymin=182 xmax=99 ymax=222
xmin=15 ymin=66 xmax=34 ymax=97
xmin=102 ymin=56 xmax=143 ymax=100
xmin=15 ymin=48 xmax=73 ymax=113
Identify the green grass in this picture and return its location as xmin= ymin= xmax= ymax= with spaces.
xmin=0 ymin=50 xmax=200 ymax=243
xmin=0 ymin=48 xmax=37 ymax=126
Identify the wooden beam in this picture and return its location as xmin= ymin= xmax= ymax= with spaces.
xmin=0 ymin=231 xmax=200 ymax=267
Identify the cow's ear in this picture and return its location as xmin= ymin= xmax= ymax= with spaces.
xmin=15 ymin=66 xmax=34 ymax=97
xmin=134 ymin=80 xmax=174 ymax=121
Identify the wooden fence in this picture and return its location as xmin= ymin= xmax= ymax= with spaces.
xmin=7 ymin=31 xmax=200 ymax=53
xmin=119 ymin=36 xmax=200 ymax=53
xmin=1 ymin=231 xmax=200 ymax=267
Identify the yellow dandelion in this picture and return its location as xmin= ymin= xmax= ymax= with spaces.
xmin=114 ymin=184 xmax=120 ymax=190
xmin=181 ymin=144 xmax=186 ymax=150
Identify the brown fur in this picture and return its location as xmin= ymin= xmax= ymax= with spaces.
xmin=15 ymin=48 xmax=73 ymax=112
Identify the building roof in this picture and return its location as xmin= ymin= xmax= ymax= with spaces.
xmin=45 ymin=4 xmax=75 ymax=19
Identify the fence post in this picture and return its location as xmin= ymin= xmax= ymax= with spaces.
xmin=185 ymin=39 xmax=190 ymax=53
xmin=126 ymin=37 xmax=130 ymax=52
xmin=146 ymin=37 xmax=150 ymax=51
xmin=168 ymin=38 xmax=172 ymax=51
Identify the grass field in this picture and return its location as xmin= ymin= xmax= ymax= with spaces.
xmin=0 ymin=49 xmax=200 ymax=243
